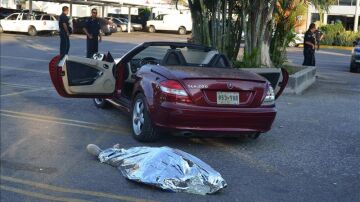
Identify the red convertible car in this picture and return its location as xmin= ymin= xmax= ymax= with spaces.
xmin=49 ymin=42 xmax=288 ymax=142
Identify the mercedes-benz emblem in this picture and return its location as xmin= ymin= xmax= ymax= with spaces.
xmin=227 ymin=83 xmax=234 ymax=89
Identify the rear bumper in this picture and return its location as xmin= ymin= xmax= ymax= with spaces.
xmin=152 ymin=102 xmax=277 ymax=135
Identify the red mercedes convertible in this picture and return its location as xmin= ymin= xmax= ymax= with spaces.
xmin=49 ymin=42 xmax=288 ymax=142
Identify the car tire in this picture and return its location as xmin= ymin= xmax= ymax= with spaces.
xmin=93 ymin=98 xmax=111 ymax=109
xmin=350 ymin=62 xmax=358 ymax=73
xmin=178 ymin=27 xmax=186 ymax=35
xmin=131 ymin=93 xmax=159 ymax=142
xmin=248 ymin=132 xmax=261 ymax=140
xmin=148 ymin=26 xmax=156 ymax=33
xmin=28 ymin=26 xmax=37 ymax=36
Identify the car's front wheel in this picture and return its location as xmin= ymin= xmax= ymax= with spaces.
xmin=93 ymin=98 xmax=111 ymax=109
xmin=132 ymin=93 xmax=159 ymax=142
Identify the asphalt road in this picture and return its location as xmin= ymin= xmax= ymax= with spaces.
xmin=1 ymin=32 xmax=359 ymax=202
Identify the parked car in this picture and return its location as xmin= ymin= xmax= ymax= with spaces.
xmin=106 ymin=17 xmax=143 ymax=32
xmin=0 ymin=12 xmax=58 ymax=36
xmin=35 ymin=14 xmax=59 ymax=35
xmin=146 ymin=13 xmax=192 ymax=35
xmin=49 ymin=42 xmax=289 ymax=142
xmin=288 ymin=33 xmax=304 ymax=47
xmin=105 ymin=17 xmax=127 ymax=32
xmin=350 ymin=46 xmax=360 ymax=73
xmin=72 ymin=17 xmax=116 ymax=36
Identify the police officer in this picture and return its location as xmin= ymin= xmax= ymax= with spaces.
xmin=315 ymin=30 xmax=323 ymax=51
xmin=303 ymin=23 xmax=316 ymax=66
xmin=83 ymin=8 xmax=102 ymax=58
xmin=59 ymin=6 xmax=71 ymax=59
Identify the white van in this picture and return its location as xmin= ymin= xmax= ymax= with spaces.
xmin=146 ymin=13 xmax=192 ymax=35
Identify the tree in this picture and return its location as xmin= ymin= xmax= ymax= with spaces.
xmin=186 ymin=0 xmax=334 ymax=67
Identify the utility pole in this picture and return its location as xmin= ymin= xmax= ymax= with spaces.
xmin=355 ymin=0 xmax=359 ymax=32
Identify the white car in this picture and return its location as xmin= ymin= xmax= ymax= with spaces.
xmin=0 ymin=12 xmax=59 ymax=36
xmin=146 ymin=14 xmax=192 ymax=35
xmin=289 ymin=33 xmax=304 ymax=47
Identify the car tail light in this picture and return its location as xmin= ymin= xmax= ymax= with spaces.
xmin=159 ymin=80 xmax=192 ymax=103
xmin=261 ymin=84 xmax=275 ymax=106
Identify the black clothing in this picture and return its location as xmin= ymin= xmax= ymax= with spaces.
xmin=85 ymin=17 xmax=101 ymax=58
xmin=85 ymin=17 xmax=101 ymax=37
xmin=59 ymin=13 xmax=70 ymax=59
xmin=303 ymin=30 xmax=316 ymax=66
xmin=59 ymin=13 xmax=70 ymax=35
xmin=315 ymin=30 xmax=323 ymax=50
xmin=60 ymin=33 xmax=70 ymax=59
xmin=87 ymin=38 xmax=99 ymax=58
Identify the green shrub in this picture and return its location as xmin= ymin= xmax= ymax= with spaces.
xmin=319 ymin=23 xmax=360 ymax=46
xmin=233 ymin=48 xmax=260 ymax=68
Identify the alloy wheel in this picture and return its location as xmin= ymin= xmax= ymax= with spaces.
xmin=132 ymin=99 xmax=145 ymax=136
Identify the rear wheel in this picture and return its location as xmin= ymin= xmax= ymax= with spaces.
xmin=178 ymin=27 xmax=186 ymax=35
xmin=132 ymin=93 xmax=159 ymax=142
xmin=248 ymin=132 xmax=261 ymax=140
xmin=28 ymin=26 xmax=37 ymax=36
xmin=148 ymin=25 xmax=156 ymax=33
xmin=93 ymin=98 xmax=111 ymax=109
xmin=350 ymin=62 xmax=358 ymax=73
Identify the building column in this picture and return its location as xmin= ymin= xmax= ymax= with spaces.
xmin=102 ymin=5 xmax=105 ymax=17
xmin=355 ymin=0 xmax=359 ymax=32
xmin=70 ymin=1 xmax=73 ymax=18
xmin=323 ymin=13 xmax=328 ymax=25
xmin=128 ymin=7 xmax=132 ymax=33
xmin=29 ymin=0 xmax=32 ymax=14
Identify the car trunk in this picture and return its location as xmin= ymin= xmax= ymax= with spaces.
xmin=166 ymin=66 xmax=268 ymax=108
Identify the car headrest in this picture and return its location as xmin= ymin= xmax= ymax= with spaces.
xmin=161 ymin=49 xmax=187 ymax=66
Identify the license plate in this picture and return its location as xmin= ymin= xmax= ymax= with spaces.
xmin=216 ymin=92 xmax=239 ymax=105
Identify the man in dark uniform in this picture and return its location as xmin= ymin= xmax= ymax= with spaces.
xmin=83 ymin=8 xmax=102 ymax=58
xmin=303 ymin=23 xmax=316 ymax=66
xmin=315 ymin=30 xmax=323 ymax=50
xmin=59 ymin=6 xmax=71 ymax=59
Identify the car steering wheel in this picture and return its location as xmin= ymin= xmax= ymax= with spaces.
xmin=139 ymin=57 xmax=159 ymax=67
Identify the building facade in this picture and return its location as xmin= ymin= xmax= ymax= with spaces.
xmin=298 ymin=0 xmax=359 ymax=33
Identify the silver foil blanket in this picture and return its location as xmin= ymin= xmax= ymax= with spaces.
xmin=98 ymin=146 xmax=227 ymax=195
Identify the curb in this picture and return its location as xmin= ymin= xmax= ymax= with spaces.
xmin=284 ymin=66 xmax=317 ymax=95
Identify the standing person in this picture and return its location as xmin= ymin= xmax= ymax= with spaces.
xmin=59 ymin=6 xmax=71 ymax=59
xmin=83 ymin=8 xmax=102 ymax=58
xmin=315 ymin=30 xmax=323 ymax=51
xmin=303 ymin=23 xmax=316 ymax=66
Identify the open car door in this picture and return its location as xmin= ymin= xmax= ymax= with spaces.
xmin=244 ymin=68 xmax=289 ymax=99
xmin=49 ymin=55 xmax=118 ymax=98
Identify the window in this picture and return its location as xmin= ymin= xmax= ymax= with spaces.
xmin=154 ymin=15 xmax=165 ymax=21
xmin=339 ymin=0 xmax=352 ymax=5
xmin=35 ymin=15 xmax=41 ymax=20
xmin=44 ymin=15 xmax=52 ymax=20
xmin=22 ymin=14 xmax=33 ymax=20
xmin=7 ymin=14 xmax=18 ymax=20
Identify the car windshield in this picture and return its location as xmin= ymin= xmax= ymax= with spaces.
xmin=132 ymin=45 xmax=222 ymax=67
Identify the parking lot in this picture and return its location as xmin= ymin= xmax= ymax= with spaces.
xmin=1 ymin=32 xmax=360 ymax=201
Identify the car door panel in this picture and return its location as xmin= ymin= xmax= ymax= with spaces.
xmin=49 ymin=55 xmax=118 ymax=98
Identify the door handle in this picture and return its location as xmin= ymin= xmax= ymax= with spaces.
xmin=103 ymin=64 xmax=109 ymax=69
